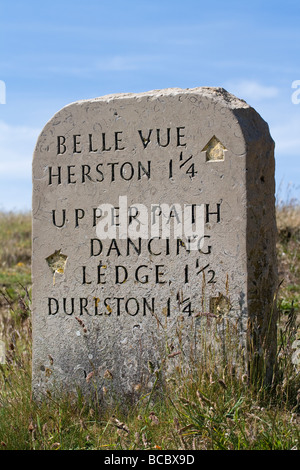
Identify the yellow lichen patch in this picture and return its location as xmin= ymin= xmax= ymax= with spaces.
xmin=209 ymin=293 xmax=231 ymax=316
xmin=202 ymin=135 xmax=226 ymax=161
xmin=106 ymin=304 xmax=112 ymax=314
xmin=162 ymin=306 xmax=168 ymax=317
xmin=46 ymin=250 xmax=68 ymax=284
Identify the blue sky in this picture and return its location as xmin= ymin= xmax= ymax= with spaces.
xmin=0 ymin=0 xmax=299 ymax=211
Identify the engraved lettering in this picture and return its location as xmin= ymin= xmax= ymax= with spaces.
xmin=57 ymin=136 xmax=66 ymax=155
xmin=73 ymin=135 xmax=81 ymax=154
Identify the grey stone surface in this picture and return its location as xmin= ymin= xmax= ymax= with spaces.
xmin=32 ymin=87 xmax=277 ymax=399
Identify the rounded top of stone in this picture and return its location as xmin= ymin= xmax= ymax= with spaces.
xmin=69 ymin=87 xmax=250 ymax=110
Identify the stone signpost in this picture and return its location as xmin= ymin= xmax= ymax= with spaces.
xmin=32 ymin=87 xmax=277 ymax=400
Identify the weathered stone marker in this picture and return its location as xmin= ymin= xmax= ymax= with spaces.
xmin=32 ymin=87 xmax=277 ymax=399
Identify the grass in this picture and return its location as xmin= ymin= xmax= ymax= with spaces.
xmin=0 ymin=211 xmax=31 ymax=295
xmin=0 ymin=206 xmax=299 ymax=450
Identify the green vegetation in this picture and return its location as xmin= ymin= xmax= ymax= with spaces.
xmin=0 ymin=212 xmax=31 ymax=292
xmin=0 ymin=207 xmax=299 ymax=450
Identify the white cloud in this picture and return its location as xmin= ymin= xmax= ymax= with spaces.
xmin=96 ymin=56 xmax=141 ymax=72
xmin=0 ymin=120 xmax=39 ymax=178
xmin=45 ymin=54 xmax=166 ymax=77
xmin=225 ymin=80 xmax=279 ymax=102
xmin=94 ymin=54 xmax=166 ymax=73
xmin=271 ymin=116 xmax=300 ymax=156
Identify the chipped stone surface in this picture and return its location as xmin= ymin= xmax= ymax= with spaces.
xmin=32 ymin=87 xmax=277 ymax=399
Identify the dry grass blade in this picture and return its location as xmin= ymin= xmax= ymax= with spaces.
xmin=148 ymin=412 xmax=159 ymax=425
xmin=142 ymin=433 xmax=151 ymax=449
xmin=196 ymin=390 xmax=216 ymax=409
xmin=178 ymin=424 xmax=196 ymax=435
xmin=168 ymin=351 xmax=181 ymax=358
xmin=174 ymin=417 xmax=187 ymax=449
xmin=86 ymin=371 xmax=95 ymax=383
xmin=110 ymin=416 xmax=130 ymax=434
xmin=218 ymin=379 xmax=227 ymax=390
